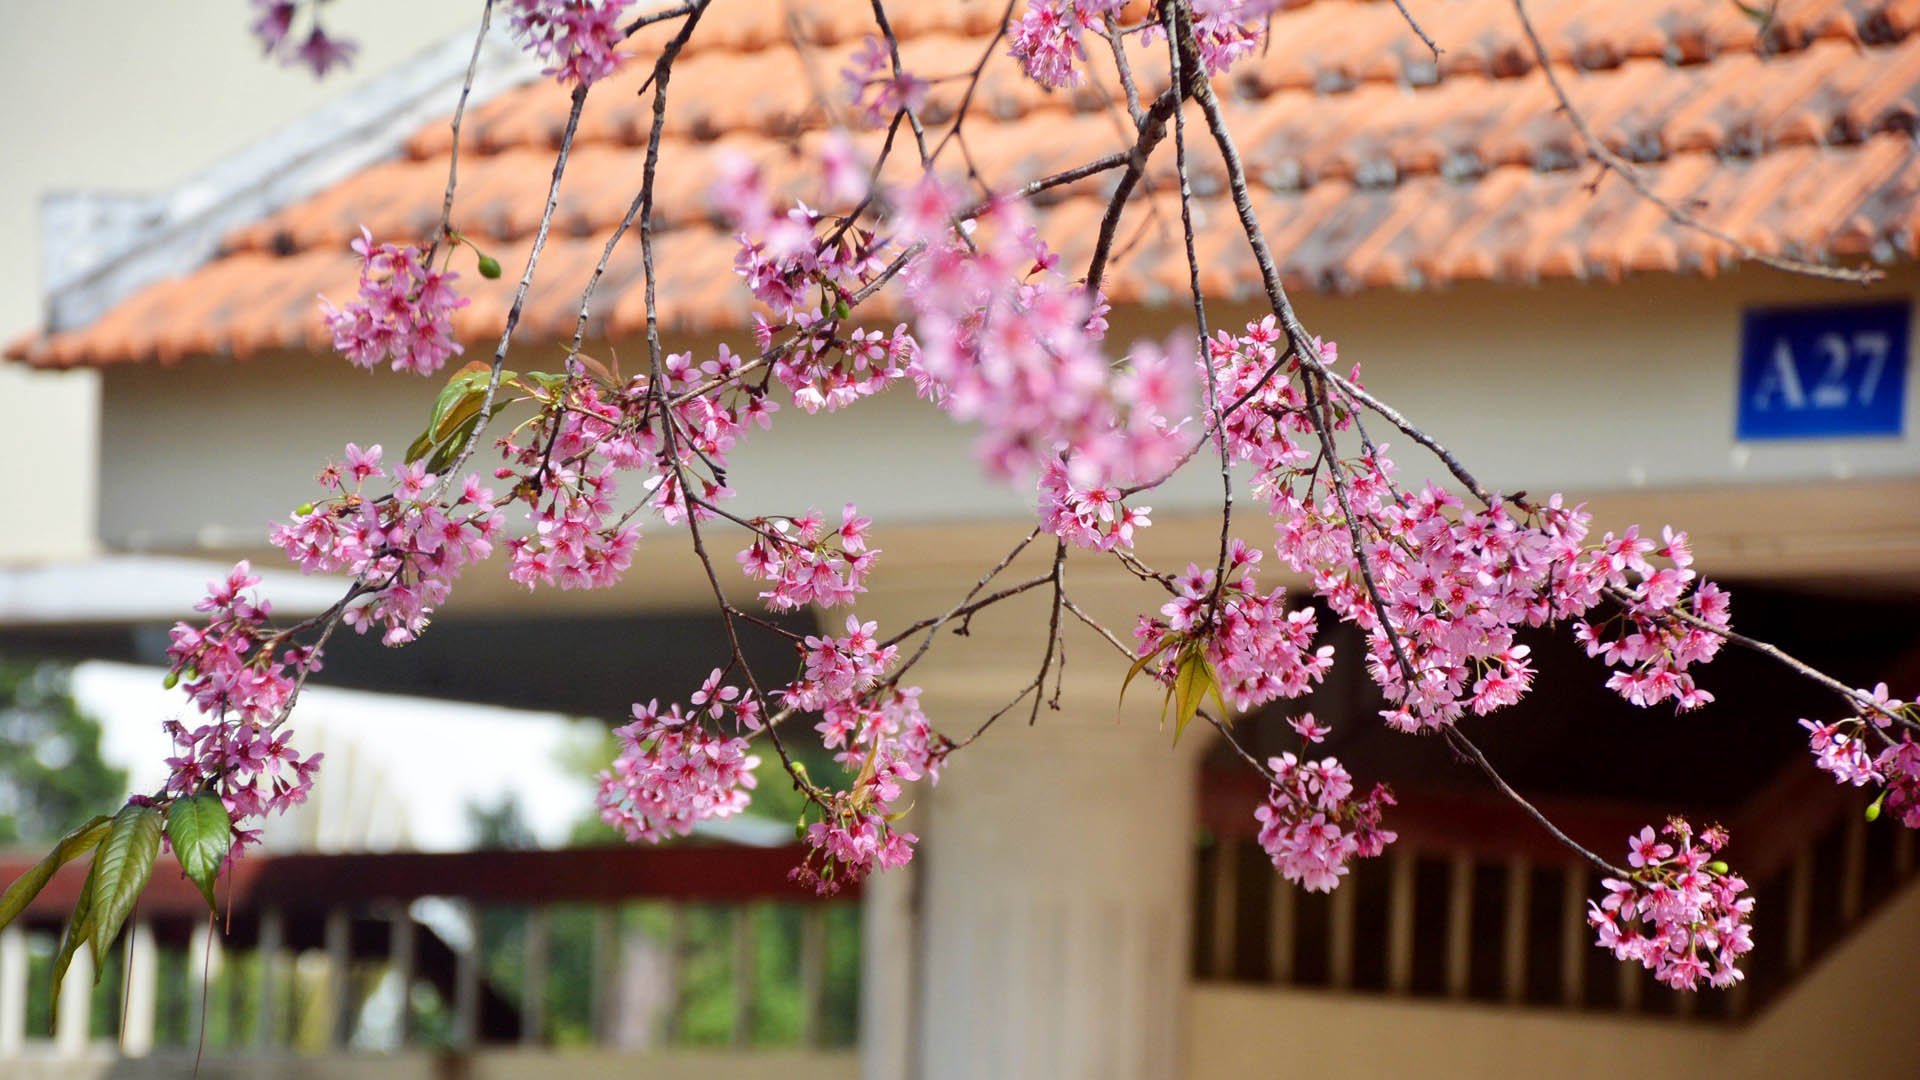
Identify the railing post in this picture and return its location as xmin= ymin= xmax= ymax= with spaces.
xmin=189 ymin=917 xmax=221 ymax=1052
xmin=325 ymin=907 xmax=353 ymax=1048
xmin=1559 ymin=864 xmax=1586 ymax=1009
xmin=1385 ymin=850 xmax=1413 ymax=995
xmin=452 ymin=902 xmax=480 ymax=1050
xmin=1786 ymin=842 xmax=1814 ymax=972
xmin=1841 ymin=811 xmax=1868 ymax=922
xmin=662 ymin=905 xmax=687 ymax=1045
xmin=1328 ymin=879 xmax=1355 ymax=991
xmin=590 ymin=905 xmax=618 ymax=1045
xmin=122 ymin=919 xmax=158 ymax=1056
xmin=1616 ymin=951 xmax=1642 ymax=1013
xmin=1503 ymin=858 xmax=1530 ymax=1005
xmin=522 ymin=907 xmax=549 ymax=1047
xmin=55 ymin=942 xmax=91 ymax=1056
xmin=1209 ymin=839 xmax=1238 ymax=978
xmin=388 ymin=907 xmax=415 ymax=1048
xmin=1444 ymin=853 xmax=1473 ymax=999
xmin=0 ymin=925 xmax=26 ymax=1056
xmin=798 ymin=904 xmax=827 ymax=1047
xmin=1269 ymin=876 xmax=1296 ymax=985
xmin=256 ymin=907 xmax=284 ymax=1050
xmin=731 ymin=905 xmax=757 ymax=1049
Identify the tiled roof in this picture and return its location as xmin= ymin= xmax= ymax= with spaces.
xmin=13 ymin=0 xmax=1920 ymax=367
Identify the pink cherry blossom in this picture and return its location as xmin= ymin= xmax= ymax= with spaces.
xmin=1589 ymin=819 xmax=1753 ymax=990
xmin=319 ymin=228 xmax=468 ymax=376
xmin=506 ymin=0 xmax=634 ymax=87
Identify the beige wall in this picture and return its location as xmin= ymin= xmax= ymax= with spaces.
xmin=91 ymin=268 xmax=1920 ymax=577
xmin=0 ymin=1 xmax=477 ymax=564
xmin=1185 ymin=877 xmax=1920 ymax=1079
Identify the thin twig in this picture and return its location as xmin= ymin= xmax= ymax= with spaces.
xmin=1509 ymin=0 xmax=1878 ymax=285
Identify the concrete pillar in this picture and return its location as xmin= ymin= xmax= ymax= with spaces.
xmin=856 ymin=558 xmax=1205 ymax=1080
xmin=912 ymin=694 xmax=1196 ymax=1080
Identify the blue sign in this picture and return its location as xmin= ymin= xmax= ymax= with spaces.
xmin=1737 ymin=302 xmax=1910 ymax=440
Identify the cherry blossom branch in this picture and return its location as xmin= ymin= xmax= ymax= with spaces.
xmin=949 ymin=541 xmax=1068 ymax=749
xmin=1508 ymin=0 xmax=1880 ymax=285
xmin=1606 ymin=584 xmax=1920 ymax=734
xmin=926 ymin=0 xmax=1017 ymax=166
xmin=1443 ymin=727 xmax=1625 ymax=875
xmin=1168 ymin=2 xmax=1622 ymax=881
xmin=867 ymin=0 xmax=930 ymax=164
xmin=430 ymin=0 xmax=496 ymax=259
xmin=1086 ymin=88 xmax=1179 ymax=292
xmin=1165 ymin=3 xmax=1234 ymax=610
xmin=1387 ymin=0 xmax=1442 ymax=61
xmin=436 ymin=82 xmax=591 ymax=490
xmin=628 ymin=0 xmax=827 ymax=801
xmin=621 ymin=1 xmax=697 ymax=37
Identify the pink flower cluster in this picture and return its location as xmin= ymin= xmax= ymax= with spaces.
xmin=1134 ymin=541 xmax=1333 ymax=714
xmin=163 ymin=563 xmax=323 ymax=851
xmin=1569 ymin=526 xmax=1728 ymax=711
xmin=783 ymin=616 xmax=899 ymax=714
xmin=1007 ymin=0 xmax=1275 ymax=89
xmin=737 ymin=505 xmax=878 ymax=611
xmin=815 ymin=683 xmax=947 ymax=785
xmin=490 ymin=353 xmax=766 ymax=594
xmin=1253 ymin=715 xmax=1396 ymax=892
xmin=506 ymin=462 xmax=639 ymax=591
xmin=842 ymin=35 xmax=929 ymax=126
xmin=1037 ymin=459 xmax=1152 ymax=551
xmin=270 ymin=443 xmax=499 ymax=645
xmin=506 ymin=0 xmax=634 ymax=87
xmin=1007 ymin=0 xmax=1118 ymax=88
xmin=1589 ymin=821 xmax=1754 ymax=990
xmin=713 ymin=156 xmax=913 ymax=414
xmin=319 ymin=229 xmax=468 ymax=376
xmin=1799 ymin=684 xmax=1920 ymax=825
xmin=251 ymin=1 xmax=357 ymax=77
xmin=897 ymin=183 xmax=1190 ymax=490
xmin=792 ymin=681 xmax=931 ymax=896
xmin=792 ymin=760 xmax=919 ymax=896
xmin=1204 ymin=317 xmax=1318 ymax=476
xmin=1263 ymin=421 xmax=1725 ymax=728
xmin=596 ymin=681 xmax=762 ymax=843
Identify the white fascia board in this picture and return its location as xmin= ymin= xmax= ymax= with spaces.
xmin=0 ymin=554 xmax=349 ymax=626
xmin=40 ymin=27 xmax=542 ymax=334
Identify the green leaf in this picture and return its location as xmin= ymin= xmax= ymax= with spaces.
xmin=1167 ymin=644 xmax=1229 ymax=747
xmin=166 ymin=793 xmax=233 ymax=914
xmin=0 ymin=815 xmax=110 ymax=933
xmin=1118 ymin=638 xmax=1174 ymax=715
xmin=424 ymin=411 xmax=485 ymax=474
xmin=510 ymin=370 xmax=571 ymax=398
xmin=50 ymin=856 xmax=99 ymax=1019
xmin=1168 ymin=646 xmax=1208 ymax=745
xmin=85 ymin=802 xmax=162 ymax=974
xmin=410 ymin=363 xmax=514 ymax=464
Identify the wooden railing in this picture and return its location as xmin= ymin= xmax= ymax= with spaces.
xmin=1194 ymin=765 xmax=1918 ymax=1021
xmin=0 ymin=845 xmax=860 ymax=1060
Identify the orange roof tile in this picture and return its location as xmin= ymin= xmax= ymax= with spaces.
xmin=12 ymin=0 xmax=1920 ymax=368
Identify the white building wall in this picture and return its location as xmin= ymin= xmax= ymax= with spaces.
xmin=90 ymin=268 xmax=1920 ymax=559
xmin=0 ymin=0 xmax=478 ymax=564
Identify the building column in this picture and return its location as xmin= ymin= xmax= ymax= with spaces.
xmin=916 ymin=697 xmax=1196 ymax=1080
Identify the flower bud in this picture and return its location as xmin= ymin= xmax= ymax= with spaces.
xmin=1707 ymin=860 xmax=1729 ymax=875
xmin=296 ymin=502 xmax=315 ymax=516
xmin=477 ymin=254 xmax=502 ymax=280
xmin=162 ymin=670 xmax=180 ymax=690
